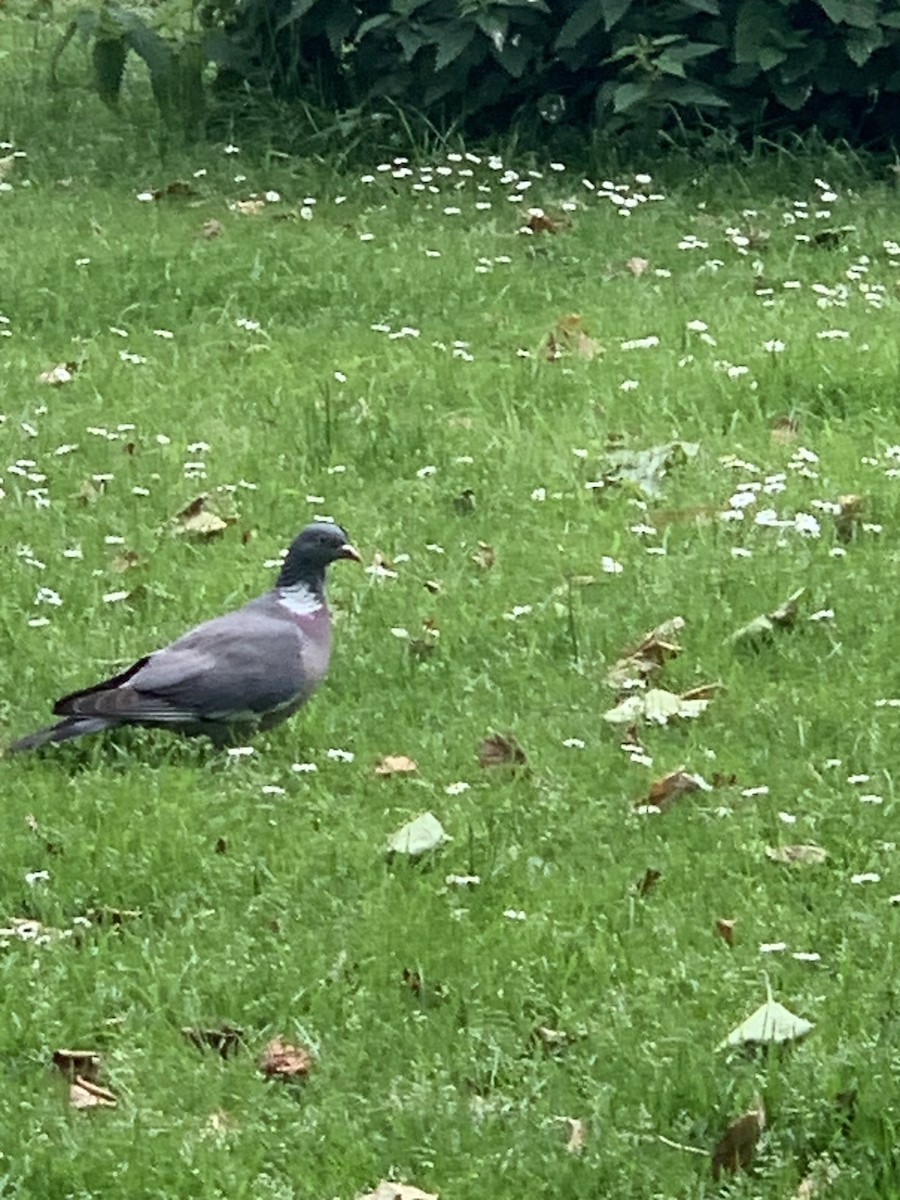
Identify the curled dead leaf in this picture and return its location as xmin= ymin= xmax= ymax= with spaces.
xmin=69 ymin=1076 xmax=117 ymax=1109
xmin=409 ymin=617 xmax=440 ymax=660
xmin=182 ymin=1024 xmax=244 ymax=1058
xmin=543 ymin=314 xmax=602 ymax=362
xmin=478 ymin=732 xmax=526 ymax=768
xmin=525 ymin=209 xmax=570 ymax=234
xmin=835 ymin=493 xmax=864 ymax=541
xmin=357 ymin=1183 xmax=438 ymax=1200
xmin=374 ymin=754 xmax=418 ymax=777
xmin=174 ymin=495 xmax=234 ymax=538
xmin=771 ymin=414 xmax=799 ymax=444
xmin=643 ymin=769 xmax=702 ymax=812
xmin=635 ymin=867 xmax=662 ymax=896
xmin=711 ymin=1097 xmax=765 ymax=1180
xmin=715 ymin=918 xmax=736 ymax=946
xmin=604 ymin=687 xmax=715 ymax=725
xmin=200 ymin=218 xmax=224 ymax=239
xmin=53 ymin=1049 xmax=101 ymax=1080
xmin=606 ymin=615 xmax=685 ymax=688
xmin=38 ymin=362 xmax=78 ymax=385
xmin=766 ymin=844 xmax=827 ymax=867
xmin=258 ymin=1037 xmax=313 ymax=1079
xmin=626 ymin=255 xmax=649 ymax=276
xmin=732 ymin=588 xmax=805 ymax=646
xmin=562 ymin=1116 xmax=585 ymax=1154
xmin=471 ymin=541 xmax=495 ymax=570
xmin=110 ymin=550 xmax=141 ymax=573
xmin=152 ymin=180 xmax=198 ymax=200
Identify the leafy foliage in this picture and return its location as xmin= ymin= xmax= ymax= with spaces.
xmin=48 ymin=0 xmax=900 ymax=142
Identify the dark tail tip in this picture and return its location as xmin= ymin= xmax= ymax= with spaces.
xmin=7 ymin=716 xmax=114 ymax=752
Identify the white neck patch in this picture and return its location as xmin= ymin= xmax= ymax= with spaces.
xmin=276 ymin=583 xmax=322 ymax=617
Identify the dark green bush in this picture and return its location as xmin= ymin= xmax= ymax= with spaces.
xmin=56 ymin=0 xmax=900 ymax=145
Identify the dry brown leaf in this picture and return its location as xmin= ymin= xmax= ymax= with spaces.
xmin=38 ymin=362 xmax=78 ymax=385
xmin=152 ymin=180 xmax=198 ymax=200
xmin=711 ymin=1097 xmax=765 ymax=1180
xmin=643 ymin=769 xmax=701 ymax=811
xmin=477 ymin=732 xmax=526 ymax=768
xmin=626 ymin=255 xmax=649 ymax=276
xmin=525 ymin=210 xmax=570 ymax=234
xmin=258 ymin=1037 xmax=313 ymax=1079
xmin=453 ymin=488 xmax=476 ymax=515
xmin=174 ymin=495 xmax=233 ymax=538
xmin=563 ymin=1116 xmax=586 ymax=1154
xmin=603 ymin=687 xmax=714 ymax=725
xmin=771 ymin=414 xmax=799 ymax=444
xmin=200 ymin=218 xmax=224 ymax=239
xmin=110 ymin=550 xmax=141 ymax=573
xmin=636 ymin=867 xmax=662 ymax=896
xmin=357 ymin=1183 xmax=437 ymax=1200
xmin=53 ymin=1049 xmax=102 ymax=1080
xmin=70 ymin=1076 xmax=117 ymax=1109
xmin=375 ymin=754 xmax=418 ymax=777
xmin=715 ymin=918 xmax=736 ymax=946
xmin=835 ymin=493 xmax=864 ymax=541
xmin=543 ymin=314 xmax=603 ymax=362
xmin=534 ymin=1025 xmax=572 ymax=1051
xmin=182 ymin=1024 xmax=244 ymax=1058
xmin=232 ymin=199 xmax=266 ymax=215
xmin=766 ymin=844 xmax=827 ymax=866
xmin=471 ymin=541 xmax=495 ymax=570
xmin=409 ymin=617 xmax=440 ymax=660
xmin=606 ymin=616 xmax=685 ymax=688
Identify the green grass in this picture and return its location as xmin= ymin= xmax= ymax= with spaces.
xmin=2 ymin=19 xmax=900 ymax=1199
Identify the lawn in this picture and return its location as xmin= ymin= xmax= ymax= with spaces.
xmin=1 ymin=14 xmax=899 ymax=1198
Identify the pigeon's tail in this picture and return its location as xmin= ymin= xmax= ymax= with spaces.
xmin=7 ymin=716 xmax=118 ymax=752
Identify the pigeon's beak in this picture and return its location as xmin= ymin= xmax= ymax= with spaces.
xmin=340 ymin=542 xmax=362 ymax=563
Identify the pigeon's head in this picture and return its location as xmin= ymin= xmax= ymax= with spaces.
xmin=277 ymin=521 xmax=361 ymax=588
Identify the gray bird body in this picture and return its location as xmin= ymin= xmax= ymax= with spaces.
xmin=9 ymin=522 xmax=359 ymax=751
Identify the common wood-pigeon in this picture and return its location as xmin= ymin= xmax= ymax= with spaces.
xmin=9 ymin=521 xmax=360 ymax=751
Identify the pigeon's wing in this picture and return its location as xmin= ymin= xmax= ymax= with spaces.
xmin=55 ymin=608 xmax=311 ymax=724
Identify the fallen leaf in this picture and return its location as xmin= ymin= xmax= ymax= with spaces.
xmin=258 ymin=1037 xmax=313 ymax=1079
xmin=525 ymin=209 xmax=570 ymax=234
xmin=38 ymin=362 xmax=78 ymax=385
xmin=231 ymin=199 xmax=266 ymax=215
xmin=53 ymin=1049 xmax=101 ymax=1080
xmin=603 ymin=687 xmax=714 ymax=726
xmin=401 ymin=967 xmax=446 ymax=1002
xmin=811 ymin=224 xmax=855 ymax=247
xmin=771 ymin=414 xmax=799 ymax=444
xmin=471 ymin=541 xmax=495 ymax=570
xmin=599 ymin=440 xmax=699 ymax=498
xmin=453 ymin=488 xmax=476 ymax=514
xmin=386 ymin=812 xmax=449 ymax=857
xmin=543 ymin=314 xmax=602 ymax=362
xmin=200 ymin=218 xmax=224 ymax=239
xmin=766 ymin=844 xmax=827 ymax=867
xmin=477 ymin=732 xmax=526 ymax=767
xmin=605 ymin=615 xmax=685 ymax=688
xmin=182 ymin=1024 xmax=244 ymax=1058
xmin=534 ymin=1026 xmax=573 ymax=1051
xmin=731 ymin=587 xmax=806 ymax=646
xmin=356 ymin=1183 xmax=437 ymax=1200
xmin=636 ymin=867 xmax=662 ymax=896
xmin=711 ymin=1096 xmax=765 ymax=1180
xmin=835 ymin=493 xmax=864 ymax=541
xmin=643 ymin=769 xmax=702 ymax=811
xmin=109 ymin=550 xmax=141 ymax=572
xmin=69 ymin=1076 xmax=117 ymax=1109
xmin=720 ymin=992 xmax=814 ymax=1048
xmin=152 ymin=180 xmax=198 ymax=200
xmin=715 ymin=918 xmax=736 ymax=946
xmin=626 ymin=255 xmax=649 ymax=276
xmin=174 ymin=495 xmax=234 ymax=538
xmin=409 ymin=617 xmax=440 ymax=660
xmin=375 ymin=754 xmax=418 ymax=777
xmin=562 ymin=1116 xmax=586 ymax=1154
